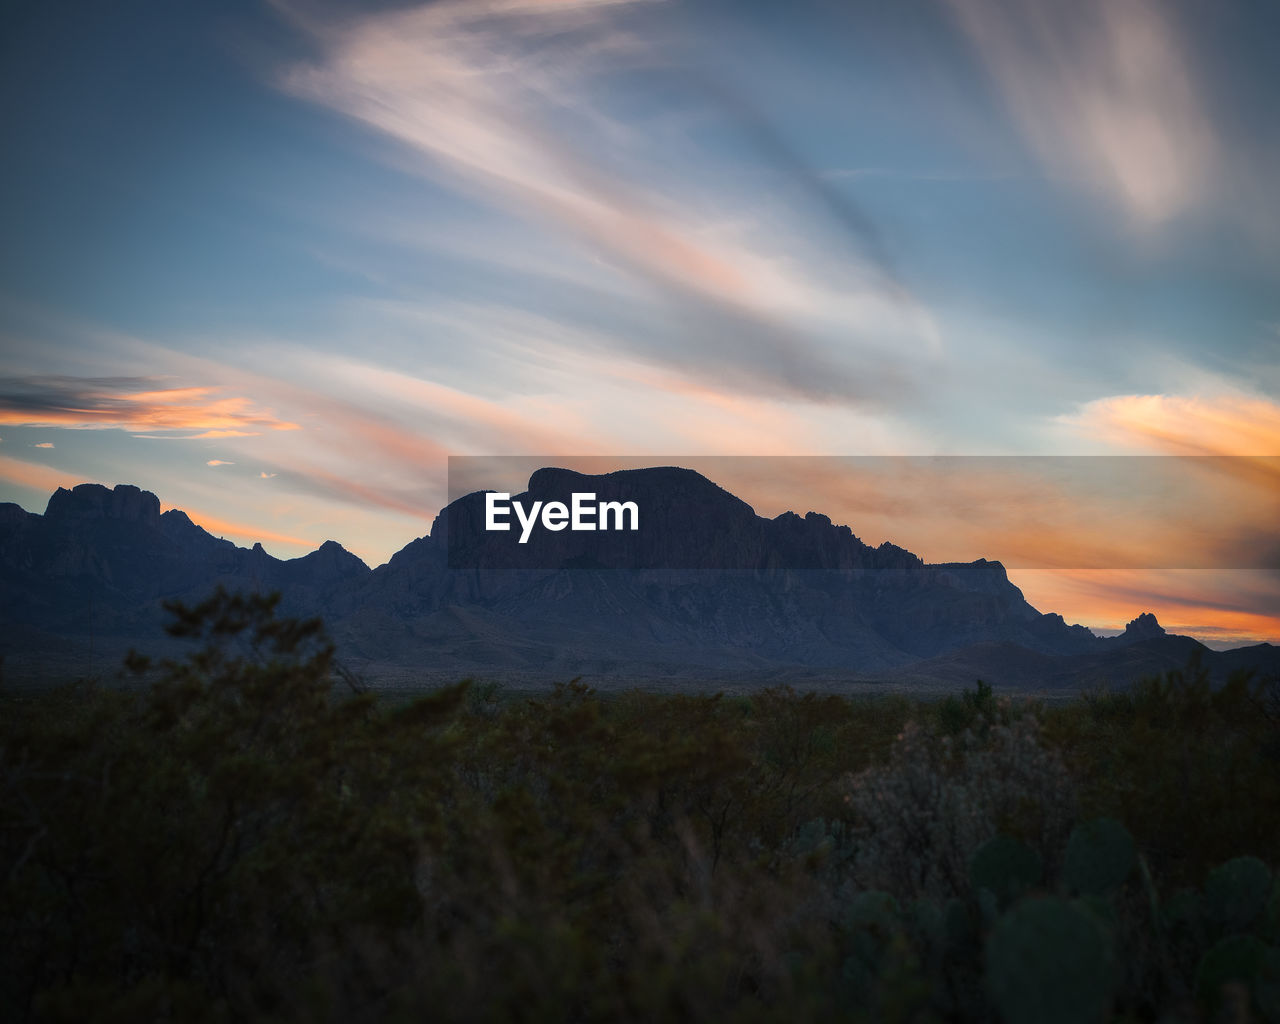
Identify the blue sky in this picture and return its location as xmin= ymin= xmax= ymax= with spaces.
xmin=1 ymin=0 xmax=1278 ymax=642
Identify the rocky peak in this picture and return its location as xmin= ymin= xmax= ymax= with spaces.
xmin=45 ymin=483 xmax=161 ymax=528
xmin=313 ymin=539 xmax=367 ymax=568
xmin=292 ymin=539 xmax=370 ymax=576
xmin=1122 ymin=612 xmax=1166 ymax=640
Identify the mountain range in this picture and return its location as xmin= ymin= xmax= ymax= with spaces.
xmin=1 ymin=468 xmax=1276 ymax=692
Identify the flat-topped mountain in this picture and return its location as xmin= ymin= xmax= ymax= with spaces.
xmin=439 ymin=466 xmax=929 ymax=571
xmin=1 ymin=472 xmax=1275 ymax=690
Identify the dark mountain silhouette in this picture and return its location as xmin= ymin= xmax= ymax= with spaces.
xmin=1 ymin=471 xmax=1276 ymax=691
xmin=0 ymin=484 xmax=369 ymax=654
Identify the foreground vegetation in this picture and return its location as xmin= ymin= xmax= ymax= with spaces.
xmin=2 ymin=590 xmax=1279 ymax=1022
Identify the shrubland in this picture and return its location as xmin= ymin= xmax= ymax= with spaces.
xmin=2 ymin=590 xmax=1279 ymax=1022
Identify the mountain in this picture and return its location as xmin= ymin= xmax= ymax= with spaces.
xmin=1 ymin=472 xmax=1276 ymax=692
xmin=0 ymin=484 xmax=369 ymax=658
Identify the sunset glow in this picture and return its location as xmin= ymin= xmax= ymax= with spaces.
xmin=2 ymin=0 xmax=1277 ymax=644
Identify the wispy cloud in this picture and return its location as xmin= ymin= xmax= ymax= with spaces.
xmin=945 ymin=0 xmax=1215 ymax=225
xmin=206 ymin=459 xmax=234 ymax=467
xmin=0 ymin=376 xmax=300 ymax=437
xmin=280 ymin=0 xmax=936 ymax=403
xmin=1055 ymin=394 xmax=1280 ymax=575
xmin=33 ymin=442 xmax=54 ymax=448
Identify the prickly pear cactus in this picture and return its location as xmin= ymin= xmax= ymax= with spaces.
xmin=985 ymin=897 xmax=1113 ymax=1024
xmin=1205 ymin=856 xmax=1272 ymax=935
xmin=1063 ymin=818 xmax=1135 ymax=896
xmin=969 ymin=834 xmax=1043 ymax=909
xmin=1195 ymin=934 xmax=1268 ymax=1019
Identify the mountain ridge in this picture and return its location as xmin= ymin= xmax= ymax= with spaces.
xmin=1 ymin=474 xmax=1275 ymax=691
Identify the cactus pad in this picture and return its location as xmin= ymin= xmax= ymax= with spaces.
xmin=1205 ymin=856 xmax=1272 ymax=935
xmin=1063 ymin=818 xmax=1135 ymax=896
xmin=985 ymin=897 xmax=1113 ymax=1024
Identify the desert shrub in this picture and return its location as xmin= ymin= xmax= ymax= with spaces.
xmin=1043 ymin=659 xmax=1280 ymax=886
xmin=936 ymin=679 xmax=997 ymax=736
xmin=843 ymin=706 xmax=1076 ymax=904
xmin=4 ymin=600 xmax=1280 ymax=1022
xmin=0 ymin=589 xmax=467 ymax=1021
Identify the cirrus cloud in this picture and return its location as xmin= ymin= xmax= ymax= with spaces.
xmin=945 ymin=0 xmax=1216 ymax=225
xmin=279 ymin=0 xmax=936 ymax=404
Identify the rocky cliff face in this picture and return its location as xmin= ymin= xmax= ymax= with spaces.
xmin=374 ymin=466 xmax=1097 ymax=667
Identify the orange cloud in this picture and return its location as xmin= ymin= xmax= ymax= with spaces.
xmin=0 ymin=376 xmax=300 ymax=436
xmin=1066 ymin=393 xmax=1280 ymax=457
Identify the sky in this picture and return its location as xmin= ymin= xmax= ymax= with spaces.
xmin=1 ymin=0 xmax=1277 ymax=646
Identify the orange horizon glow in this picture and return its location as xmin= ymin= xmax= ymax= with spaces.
xmin=1012 ymin=569 xmax=1280 ymax=647
xmin=0 ymin=455 xmax=105 ymax=495
xmin=166 ymin=505 xmax=317 ymax=553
